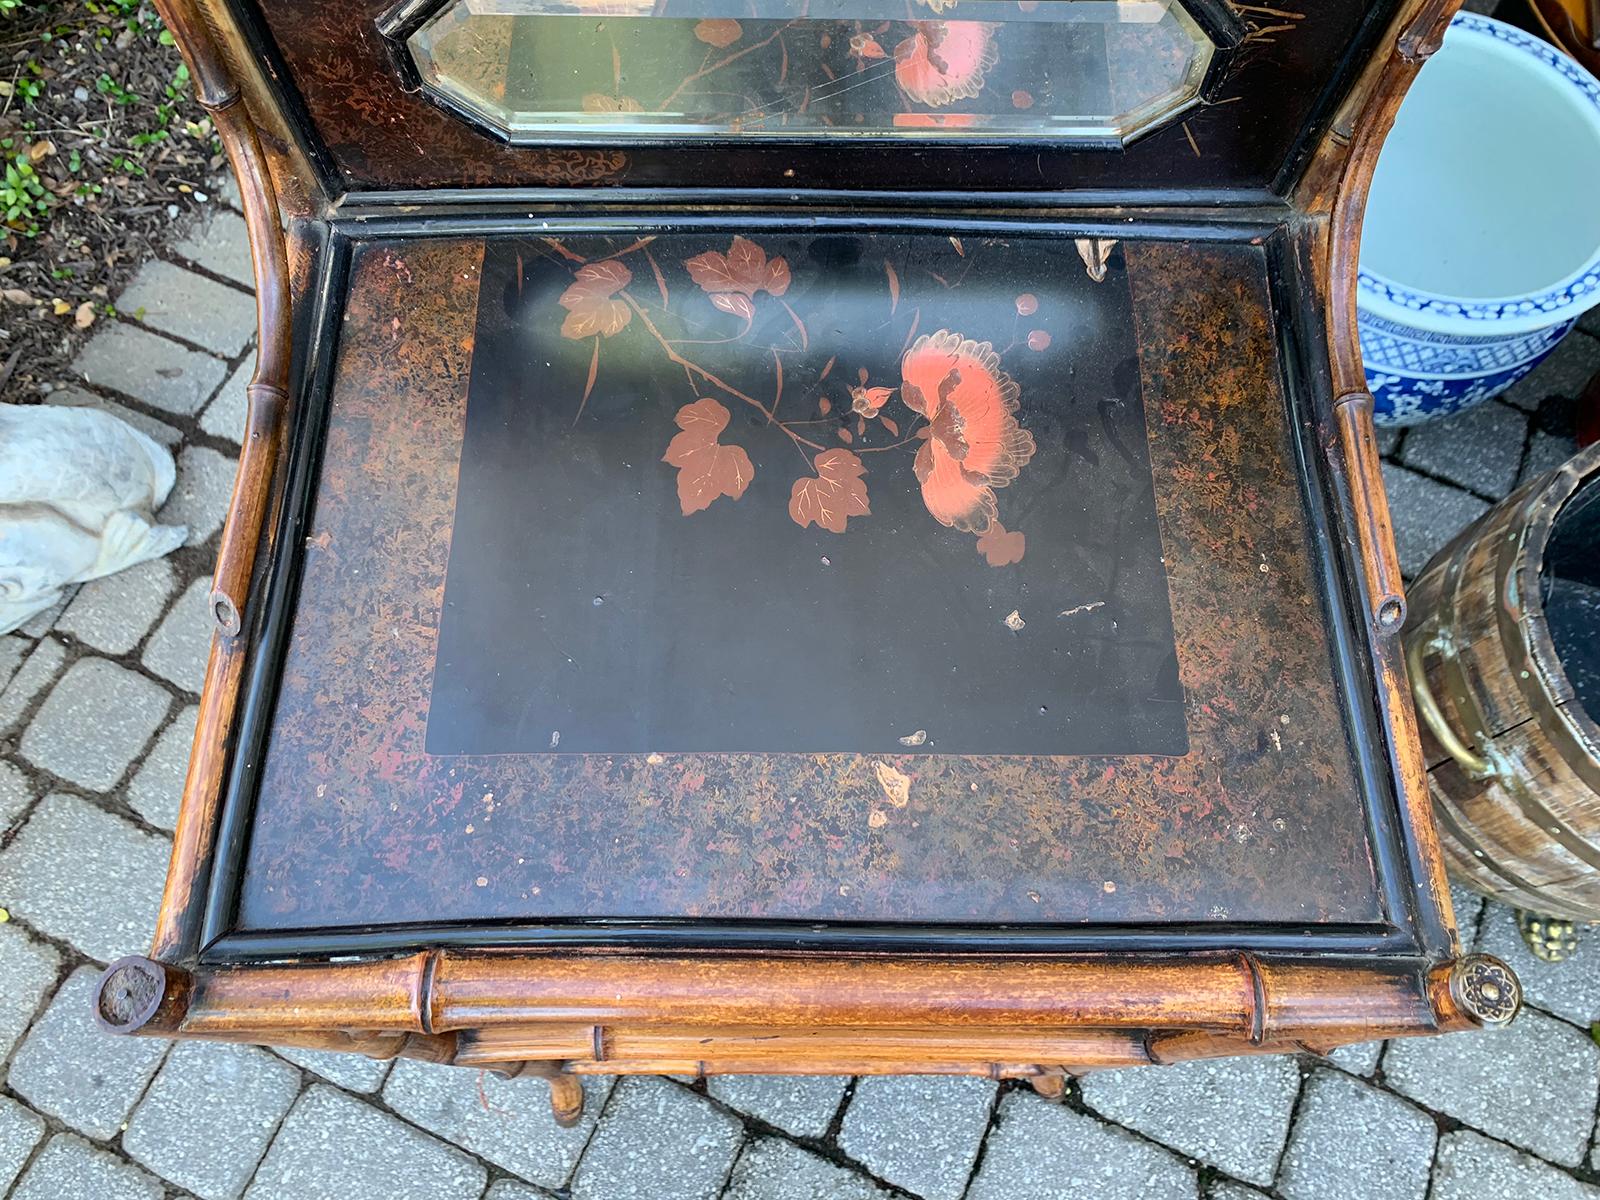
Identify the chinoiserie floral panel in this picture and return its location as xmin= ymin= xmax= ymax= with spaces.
xmin=427 ymin=231 xmax=1186 ymax=757
xmin=239 ymin=236 xmax=1381 ymax=931
xmin=407 ymin=0 xmax=1214 ymax=140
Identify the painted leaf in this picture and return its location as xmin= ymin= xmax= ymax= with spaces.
xmin=695 ymin=18 xmax=743 ymax=48
xmin=976 ymin=521 xmax=1026 ymax=567
xmin=711 ymin=292 xmax=756 ymax=322
xmin=685 ymin=236 xmax=792 ymax=303
xmin=558 ymin=260 xmax=632 ymax=339
xmin=763 ymin=257 xmax=791 ymax=297
xmin=789 ymin=449 xmax=870 ymax=533
xmin=662 ymin=398 xmax=755 ymax=515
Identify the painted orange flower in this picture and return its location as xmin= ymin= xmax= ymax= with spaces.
xmin=894 ymin=22 xmax=998 ymax=108
xmin=901 ymin=330 xmax=1034 ymax=534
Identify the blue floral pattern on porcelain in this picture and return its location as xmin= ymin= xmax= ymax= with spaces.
xmin=1361 ymin=314 xmax=1573 ymax=425
xmin=1359 ymin=13 xmax=1600 ymax=426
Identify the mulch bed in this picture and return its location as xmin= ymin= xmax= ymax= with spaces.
xmin=0 ymin=0 xmax=222 ymax=398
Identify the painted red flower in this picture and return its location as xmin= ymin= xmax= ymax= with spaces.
xmin=901 ymin=330 xmax=1035 ymax=534
xmin=894 ymin=22 xmax=998 ymax=108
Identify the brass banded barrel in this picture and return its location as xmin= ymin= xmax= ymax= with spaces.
xmin=1404 ymin=439 xmax=1600 ymax=921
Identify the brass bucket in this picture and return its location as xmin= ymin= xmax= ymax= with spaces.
xmin=1404 ymin=440 xmax=1600 ymax=923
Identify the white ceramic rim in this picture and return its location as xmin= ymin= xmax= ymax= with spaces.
xmin=1357 ymin=13 xmax=1600 ymax=337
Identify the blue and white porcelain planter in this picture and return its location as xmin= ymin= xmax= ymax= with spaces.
xmin=1359 ymin=13 xmax=1600 ymax=426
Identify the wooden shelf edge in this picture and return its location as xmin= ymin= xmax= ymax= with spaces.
xmin=93 ymin=948 xmax=1519 ymax=1076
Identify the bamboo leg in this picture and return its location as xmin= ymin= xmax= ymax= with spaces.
xmin=497 ymin=1061 xmax=587 ymax=1127
xmin=1028 ymin=1073 xmax=1067 ymax=1101
xmin=548 ymin=1075 xmax=586 ymax=1127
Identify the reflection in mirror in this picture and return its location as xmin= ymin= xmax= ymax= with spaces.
xmin=406 ymin=0 xmax=1215 ymax=142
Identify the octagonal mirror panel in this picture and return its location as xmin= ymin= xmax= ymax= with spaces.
xmin=406 ymin=0 xmax=1216 ymax=142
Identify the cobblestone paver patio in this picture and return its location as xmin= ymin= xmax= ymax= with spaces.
xmin=3 ymin=184 xmax=1600 ymax=1199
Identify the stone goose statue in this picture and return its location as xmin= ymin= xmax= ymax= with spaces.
xmin=0 ymin=403 xmax=188 ymax=634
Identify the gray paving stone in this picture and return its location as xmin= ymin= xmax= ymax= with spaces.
xmin=486 ymin=1184 xmax=554 ymax=1200
xmin=0 ymin=638 xmax=66 ymax=735
xmin=19 ymin=657 xmax=171 ymax=790
xmin=0 ymin=757 xmax=35 ymax=829
xmin=1399 ymin=401 xmax=1526 ymax=497
xmin=1278 ymin=1070 xmax=1435 ymax=1200
xmin=216 ymin=173 xmax=243 ymax=211
xmin=46 ymin=385 xmax=182 ymax=447
xmin=1504 ymin=330 xmax=1600 ymax=411
xmin=11 ymin=1132 xmax=163 ymax=1200
xmin=726 ymin=1136 xmax=889 ymax=1200
xmin=1079 ymin=1053 xmax=1300 ymax=1185
xmin=117 ymin=260 xmax=256 ymax=356
xmin=143 ymin=579 xmax=215 ymax=694
xmin=707 ymin=1074 xmax=850 ymax=1138
xmin=8 ymin=967 xmax=169 ymax=1138
xmin=269 ymin=1043 xmax=390 ymax=1094
xmin=56 ymin=558 xmax=178 ymax=655
xmin=1435 ymin=1130 xmax=1600 ymax=1200
xmin=1380 ymin=463 xmax=1490 ymax=579
xmin=161 ymin=446 xmax=238 ymax=548
xmin=966 ymin=1090 xmax=1195 ymax=1200
xmin=571 ymin=1077 xmax=744 ymax=1200
xmin=1208 ymin=1184 xmax=1270 ymax=1200
xmin=1374 ymin=424 xmax=1401 ymax=457
xmin=73 ymin=323 xmax=227 ymax=415
xmin=838 ymin=1075 xmax=995 ymax=1200
xmin=0 ymin=793 xmax=171 ymax=962
xmin=1384 ymin=1009 xmax=1599 ymax=1167
xmin=1522 ymin=429 xmax=1580 ymax=484
xmin=383 ymin=1058 xmax=607 ymax=1188
xmin=1323 ymin=1039 xmax=1384 ymax=1077
xmin=175 ymin=210 xmax=255 ymax=287
xmin=246 ymin=1085 xmax=486 ymax=1200
xmin=0 ymin=1096 xmax=45 ymax=1193
xmin=202 ymin=359 xmax=252 ymax=442
xmin=0 ymin=634 xmax=26 ymax=693
xmin=16 ymin=591 xmax=73 ymax=639
xmin=0 ymin=921 xmax=60 ymax=1069
xmin=1476 ymin=901 xmax=1600 ymax=1028
xmin=127 ymin=705 xmax=198 ymax=831
xmin=125 ymin=1041 xmax=302 ymax=1200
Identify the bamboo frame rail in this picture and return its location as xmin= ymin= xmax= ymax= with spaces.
xmin=151 ymin=0 xmax=291 ymax=639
